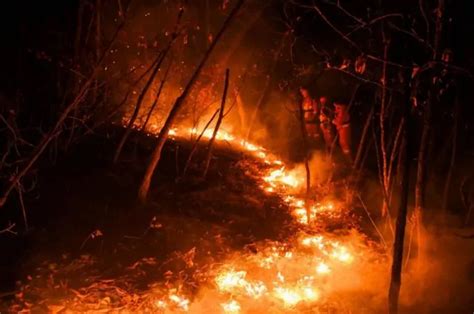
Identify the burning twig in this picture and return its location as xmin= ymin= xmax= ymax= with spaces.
xmin=80 ymin=229 xmax=104 ymax=250
xmin=202 ymin=69 xmax=230 ymax=179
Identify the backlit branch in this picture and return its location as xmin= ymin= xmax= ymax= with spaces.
xmin=0 ymin=222 xmax=17 ymax=235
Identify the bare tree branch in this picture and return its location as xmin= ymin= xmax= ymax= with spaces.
xmin=0 ymin=0 xmax=134 ymax=208
xmin=0 ymin=222 xmax=17 ymax=235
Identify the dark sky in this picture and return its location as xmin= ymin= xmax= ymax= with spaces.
xmin=1 ymin=0 xmax=474 ymax=107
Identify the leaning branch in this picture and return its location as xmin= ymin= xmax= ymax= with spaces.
xmin=138 ymin=0 xmax=245 ymax=202
xmin=202 ymin=69 xmax=230 ymax=178
xmin=113 ymin=9 xmax=183 ymax=163
xmin=141 ymin=56 xmax=174 ymax=131
xmin=182 ymin=109 xmax=219 ymax=177
xmin=297 ymin=88 xmax=311 ymax=222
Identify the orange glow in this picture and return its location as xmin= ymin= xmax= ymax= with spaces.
xmin=168 ymin=293 xmax=190 ymax=311
xmin=44 ymin=121 xmax=383 ymax=313
xmin=221 ymin=300 xmax=241 ymax=313
xmin=316 ymin=262 xmax=331 ymax=274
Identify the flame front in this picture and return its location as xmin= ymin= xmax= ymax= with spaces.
xmin=139 ymin=124 xmax=380 ymax=312
xmin=42 ymin=121 xmax=385 ymax=313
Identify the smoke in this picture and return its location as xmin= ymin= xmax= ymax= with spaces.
xmin=396 ymin=225 xmax=474 ymax=313
xmin=308 ymin=151 xmax=334 ymax=186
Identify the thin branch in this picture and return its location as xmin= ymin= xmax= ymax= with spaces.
xmin=16 ymin=183 xmax=28 ymax=232
xmin=113 ymin=8 xmax=184 ymax=163
xmin=357 ymin=194 xmax=387 ymax=249
xmin=345 ymin=14 xmax=403 ymax=37
xmin=308 ymin=0 xmax=360 ymax=50
xmin=0 ymin=222 xmax=16 ymax=235
xmin=182 ymin=109 xmax=220 ymax=177
xmin=387 ymin=22 xmax=434 ymax=52
xmin=0 ymin=0 xmax=134 ymax=208
xmin=328 ymin=0 xmax=365 ymax=25
xmin=419 ymin=0 xmax=430 ymax=41
xmin=141 ymin=56 xmax=174 ymax=131
xmin=202 ymin=69 xmax=230 ymax=178
xmin=290 ymin=0 xmax=411 ymax=69
xmin=324 ymin=67 xmax=402 ymax=92
xmin=138 ymin=0 xmax=245 ymax=202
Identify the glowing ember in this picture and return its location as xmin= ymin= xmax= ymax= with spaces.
xmin=169 ymin=293 xmax=190 ymax=311
xmin=264 ymin=186 xmax=274 ymax=193
xmin=316 ymin=262 xmax=331 ymax=274
xmin=221 ymin=300 xmax=241 ymax=313
xmin=244 ymin=281 xmax=267 ymax=298
xmin=331 ymin=245 xmax=354 ymax=264
xmin=154 ymin=300 xmax=167 ymax=309
xmin=216 ymin=269 xmax=268 ymax=299
xmin=240 ymin=141 xmax=259 ymax=151
xmin=216 ymin=269 xmax=248 ymax=292
xmin=303 ymin=287 xmax=319 ymax=300
xmin=274 ymin=287 xmax=301 ymax=307
xmin=301 ymin=235 xmax=324 ymax=248
xmin=168 ymin=128 xmax=178 ymax=136
xmin=264 ymin=167 xmax=302 ymax=189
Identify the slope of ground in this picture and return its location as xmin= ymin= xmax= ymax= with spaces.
xmin=3 ymin=126 xmax=472 ymax=313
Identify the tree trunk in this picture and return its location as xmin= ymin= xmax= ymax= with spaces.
xmin=202 ymin=69 xmax=230 ymax=178
xmin=442 ymin=94 xmax=459 ymax=212
xmin=138 ymin=0 xmax=245 ymax=202
xmin=413 ymin=92 xmax=430 ymax=255
xmin=297 ymin=89 xmax=311 ymax=222
xmin=388 ymin=69 xmax=412 ymax=314
xmin=413 ymin=0 xmax=445 ymax=264
xmin=353 ymin=103 xmax=374 ymax=170
xmin=380 ymin=35 xmax=390 ymax=218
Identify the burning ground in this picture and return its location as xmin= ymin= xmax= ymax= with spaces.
xmin=0 ymin=125 xmax=388 ymax=313
xmin=3 ymin=118 xmax=474 ymax=314
xmin=3 ymin=0 xmax=474 ymax=313
xmin=2 ymin=126 xmax=389 ymax=313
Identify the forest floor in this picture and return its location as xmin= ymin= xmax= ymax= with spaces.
xmin=0 ymin=127 xmax=473 ymax=313
xmin=0 ymin=128 xmax=296 ymax=310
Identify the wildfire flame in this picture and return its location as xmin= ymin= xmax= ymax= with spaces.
xmin=33 ymin=120 xmax=384 ymax=313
